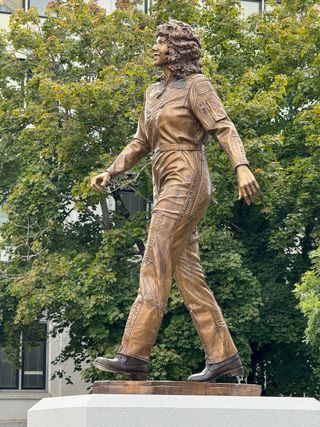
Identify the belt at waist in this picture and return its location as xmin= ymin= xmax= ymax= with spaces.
xmin=155 ymin=143 xmax=205 ymax=153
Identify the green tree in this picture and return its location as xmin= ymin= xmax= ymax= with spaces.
xmin=295 ymin=246 xmax=320 ymax=352
xmin=0 ymin=0 xmax=319 ymax=396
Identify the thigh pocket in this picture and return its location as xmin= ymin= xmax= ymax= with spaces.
xmin=184 ymin=158 xmax=211 ymax=218
xmin=192 ymin=164 xmax=212 ymax=218
xmin=142 ymin=212 xmax=164 ymax=266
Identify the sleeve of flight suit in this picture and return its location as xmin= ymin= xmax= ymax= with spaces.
xmin=190 ymin=76 xmax=249 ymax=171
xmin=106 ymin=95 xmax=150 ymax=178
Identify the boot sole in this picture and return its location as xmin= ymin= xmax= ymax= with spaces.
xmin=188 ymin=364 xmax=243 ymax=382
xmin=211 ymin=365 xmax=244 ymax=382
xmin=93 ymin=360 xmax=147 ymax=381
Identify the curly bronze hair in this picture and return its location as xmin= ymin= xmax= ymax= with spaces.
xmin=156 ymin=20 xmax=202 ymax=79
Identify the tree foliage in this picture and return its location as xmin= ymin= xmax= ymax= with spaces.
xmin=0 ymin=0 xmax=319 ymax=396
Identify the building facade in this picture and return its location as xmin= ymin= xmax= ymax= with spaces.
xmin=0 ymin=327 xmax=89 ymax=427
xmin=0 ymin=0 xmax=269 ymax=30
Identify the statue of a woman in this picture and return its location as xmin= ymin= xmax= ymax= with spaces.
xmin=91 ymin=20 xmax=260 ymax=381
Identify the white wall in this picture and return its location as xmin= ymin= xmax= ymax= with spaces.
xmin=241 ymin=1 xmax=261 ymax=18
xmin=0 ymin=327 xmax=91 ymax=426
xmin=0 ymin=394 xmax=44 ymax=426
xmin=0 ymin=330 xmax=90 ymax=425
xmin=98 ymin=0 xmax=116 ymax=14
xmin=48 ymin=328 xmax=90 ymax=398
xmin=0 ymin=12 xmax=10 ymax=30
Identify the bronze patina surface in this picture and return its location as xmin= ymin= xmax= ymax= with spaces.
xmin=92 ymin=381 xmax=262 ymax=396
xmin=91 ymin=20 xmax=260 ymax=381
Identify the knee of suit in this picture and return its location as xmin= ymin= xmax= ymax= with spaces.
xmin=136 ymin=294 xmax=168 ymax=313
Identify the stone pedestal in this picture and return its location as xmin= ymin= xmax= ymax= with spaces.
xmin=28 ymin=393 xmax=320 ymax=427
xmin=92 ymin=380 xmax=262 ymax=396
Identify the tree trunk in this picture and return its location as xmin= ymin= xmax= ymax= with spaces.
xmin=100 ymin=197 xmax=111 ymax=231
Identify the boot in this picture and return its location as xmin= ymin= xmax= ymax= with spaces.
xmin=93 ymin=353 xmax=148 ymax=380
xmin=188 ymin=353 xmax=243 ymax=382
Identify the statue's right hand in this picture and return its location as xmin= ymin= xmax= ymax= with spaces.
xmin=91 ymin=171 xmax=111 ymax=193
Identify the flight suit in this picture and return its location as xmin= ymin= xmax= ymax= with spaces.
xmin=106 ymin=73 xmax=249 ymax=364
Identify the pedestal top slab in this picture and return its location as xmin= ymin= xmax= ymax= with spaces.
xmin=92 ymin=380 xmax=262 ymax=396
xmin=28 ymin=394 xmax=320 ymax=427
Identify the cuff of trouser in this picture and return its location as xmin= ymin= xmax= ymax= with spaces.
xmin=118 ymin=350 xmax=149 ymax=363
xmin=206 ymin=351 xmax=239 ymax=364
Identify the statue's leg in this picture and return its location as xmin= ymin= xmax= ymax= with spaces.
xmin=118 ymin=211 xmax=201 ymax=362
xmin=174 ymin=228 xmax=238 ymax=364
xmin=118 ymin=150 xmax=214 ymax=362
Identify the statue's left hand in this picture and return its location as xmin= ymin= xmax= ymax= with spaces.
xmin=236 ymin=165 xmax=260 ymax=205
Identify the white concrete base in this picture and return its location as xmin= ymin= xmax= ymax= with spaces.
xmin=28 ymin=394 xmax=320 ymax=427
xmin=0 ymin=392 xmax=48 ymax=427
xmin=0 ymin=421 xmax=27 ymax=427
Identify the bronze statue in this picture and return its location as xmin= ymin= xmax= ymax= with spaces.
xmin=91 ymin=20 xmax=260 ymax=381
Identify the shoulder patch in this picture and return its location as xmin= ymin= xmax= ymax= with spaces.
xmin=191 ymin=78 xmax=228 ymax=130
xmin=193 ymin=76 xmax=214 ymax=95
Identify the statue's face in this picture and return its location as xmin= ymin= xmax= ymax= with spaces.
xmin=152 ymin=36 xmax=168 ymax=67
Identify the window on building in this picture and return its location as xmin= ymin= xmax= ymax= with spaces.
xmin=0 ymin=323 xmax=47 ymax=390
xmin=0 ymin=347 xmax=19 ymax=389
xmin=0 ymin=206 xmax=8 ymax=226
xmin=28 ymin=0 xmax=50 ymax=16
xmin=119 ymin=189 xmax=146 ymax=215
xmin=22 ymin=339 xmax=46 ymax=389
xmin=241 ymin=1 xmax=282 ymax=17
xmin=0 ymin=0 xmax=24 ymax=13
xmin=99 ymin=0 xmax=149 ymax=14
xmin=136 ymin=0 xmax=149 ymax=14
xmin=98 ymin=0 xmax=116 ymax=14
xmin=241 ymin=0 xmax=263 ymax=17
